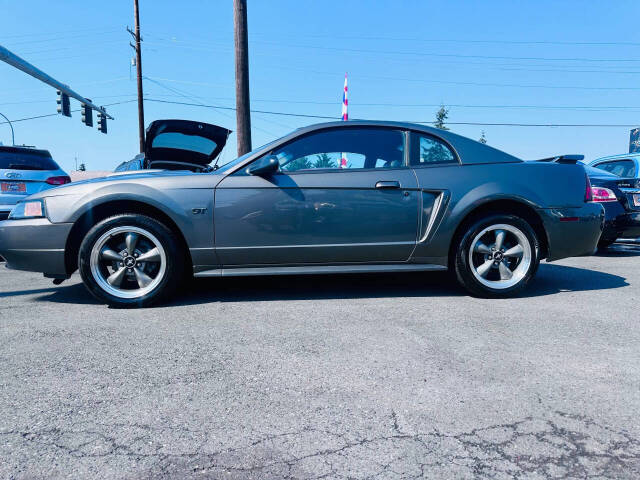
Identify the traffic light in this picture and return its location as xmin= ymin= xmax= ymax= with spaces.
xmin=81 ymin=100 xmax=93 ymax=127
xmin=97 ymin=111 xmax=107 ymax=134
xmin=56 ymin=90 xmax=71 ymax=117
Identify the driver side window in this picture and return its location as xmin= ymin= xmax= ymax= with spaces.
xmin=269 ymin=127 xmax=405 ymax=173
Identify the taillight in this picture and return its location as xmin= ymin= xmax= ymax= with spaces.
xmin=590 ymin=186 xmax=618 ymax=202
xmin=45 ymin=176 xmax=71 ymax=185
xmin=585 ymin=174 xmax=593 ymax=202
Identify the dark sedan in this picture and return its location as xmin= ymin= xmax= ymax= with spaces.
xmin=584 ymin=165 xmax=640 ymax=248
xmin=0 ymin=120 xmax=603 ymax=307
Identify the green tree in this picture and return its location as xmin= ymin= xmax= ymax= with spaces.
xmin=479 ymin=131 xmax=487 ymax=144
xmin=283 ymin=156 xmax=312 ymax=172
xmin=313 ymin=153 xmax=337 ymax=169
xmin=434 ymin=105 xmax=449 ymax=130
xmin=78 ymin=163 xmax=86 ymax=171
xmin=422 ymin=142 xmax=452 ymax=164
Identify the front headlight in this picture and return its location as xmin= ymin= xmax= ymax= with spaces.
xmin=8 ymin=200 xmax=46 ymax=220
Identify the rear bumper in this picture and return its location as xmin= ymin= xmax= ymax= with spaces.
xmin=0 ymin=218 xmax=72 ymax=275
xmin=540 ymin=203 xmax=604 ymax=261
xmin=602 ymin=211 xmax=640 ymax=241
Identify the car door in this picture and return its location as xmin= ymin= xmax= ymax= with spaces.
xmin=214 ymin=126 xmax=419 ymax=266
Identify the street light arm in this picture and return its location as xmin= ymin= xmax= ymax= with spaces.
xmin=0 ymin=44 xmax=114 ymax=120
xmin=0 ymin=111 xmax=15 ymax=145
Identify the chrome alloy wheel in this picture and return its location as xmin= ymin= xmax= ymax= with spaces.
xmin=89 ymin=226 xmax=167 ymax=299
xmin=468 ymin=223 xmax=532 ymax=290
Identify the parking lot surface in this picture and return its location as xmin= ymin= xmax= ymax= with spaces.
xmin=1 ymin=245 xmax=640 ymax=479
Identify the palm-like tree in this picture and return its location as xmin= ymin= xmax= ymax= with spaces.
xmin=314 ymin=153 xmax=337 ymax=169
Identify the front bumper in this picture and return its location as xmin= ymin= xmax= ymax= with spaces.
xmin=540 ymin=203 xmax=604 ymax=261
xmin=0 ymin=218 xmax=72 ymax=275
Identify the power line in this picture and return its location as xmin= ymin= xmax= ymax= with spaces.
xmin=144 ymin=34 xmax=640 ymax=63
xmin=143 ymin=78 xmax=279 ymax=136
xmin=0 ymin=100 xmax=136 ymax=125
xmin=144 ymin=98 xmax=640 ymax=127
xmin=417 ymin=121 xmax=640 ymax=128
xmin=0 ymin=94 xmax=138 ymax=106
xmin=139 ymin=77 xmax=640 ymax=110
xmin=0 ymin=26 xmax=121 ymax=41
xmin=146 ymin=30 xmax=640 ymax=49
xmin=2 ymin=97 xmax=637 ymax=129
xmin=6 ymin=30 xmax=121 ymax=47
xmin=145 ymin=35 xmax=640 ymax=75
xmin=145 ymin=97 xmax=338 ymax=120
xmin=261 ymin=64 xmax=640 ymax=91
xmin=249 ymin=33 xmax=640 ymax=48
xmin=252 ymin=40 xmax=640 ymax=63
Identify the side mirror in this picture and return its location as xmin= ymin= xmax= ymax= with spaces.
xmin=248 ymin=155 xmax=279 ymax=176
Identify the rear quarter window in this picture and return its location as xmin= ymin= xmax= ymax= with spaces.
xmin=594 ymin=159 xmax=636 ymax=177
xmin=0 ymin=150 xmax=60 ymax=170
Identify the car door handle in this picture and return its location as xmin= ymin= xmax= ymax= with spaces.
xmin=375 ymin=181 xmax=401 ymax=189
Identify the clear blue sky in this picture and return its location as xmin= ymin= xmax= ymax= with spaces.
xmin=1 ymin=0 xmax=639 ymax=172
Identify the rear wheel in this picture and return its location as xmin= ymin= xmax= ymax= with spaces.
xmin=454 ymin=214 xmax=540 ymax=298
xmin=78 ymin=214 xmax=184 ymax=307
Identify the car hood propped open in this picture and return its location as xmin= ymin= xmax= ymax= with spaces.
xmin=144 ymin=119 xmax=231 ymax=169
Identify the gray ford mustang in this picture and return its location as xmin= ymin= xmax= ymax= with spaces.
xmin=0 ymin=119 xmax=603 ymax=307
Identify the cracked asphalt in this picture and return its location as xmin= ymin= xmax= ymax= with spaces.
xmin=1 ymin=243 xmax=640 ymax=479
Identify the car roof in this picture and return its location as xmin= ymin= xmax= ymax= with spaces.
xmin=288 ymin=120 xmax=522 ymax=165
xmin=590 ymin=152 xmax=640 ymax=164
xmin=0 ymin=145 xmax=52 ymax=157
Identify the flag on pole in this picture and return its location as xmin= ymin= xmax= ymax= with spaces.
xmin=340 ymin=73 xmax=348 ymax=168
xmin=341 ymin=73 xmax=348 ymax=121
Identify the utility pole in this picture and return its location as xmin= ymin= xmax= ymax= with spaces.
xmin=233 ymin=0 xmax=252 ymax=155
xmin=128 ymin=0 xmax=145 ymax=153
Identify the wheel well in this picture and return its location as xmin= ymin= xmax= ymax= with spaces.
xmin=64 ymin=200 xmax=192 ymax=274
xmin=448 ymin=200 xmax=549 ymax=265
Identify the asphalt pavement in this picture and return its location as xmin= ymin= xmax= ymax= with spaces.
xmin=1 ymin=244 xmax=640 ymax=479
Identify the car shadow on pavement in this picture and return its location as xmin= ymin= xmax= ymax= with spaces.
xmin=168 ymin=262 xmax=628 ymax=306
xmin=23 ymin=261 xmax=627 ymax=307
xmin=29 ymin=282 xmax=101 ymax=305
xmin=0 ymin=286 xmax=61 ymax=298
xmin=594 ymin=242 xmax=640 ymax=257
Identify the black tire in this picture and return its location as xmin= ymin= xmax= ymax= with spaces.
xmin=454 ymin=214 xmax=541 ymax=298
xmin=78 ymin=214 xmax=185 ymax=308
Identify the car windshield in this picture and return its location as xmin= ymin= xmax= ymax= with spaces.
xmin=152 ymin=132 xmax=217 ymax=155
xmin=214 ymin=138 xmax=281 ymax=173
xmin=0 ymin=150 xmax=59 ymax=170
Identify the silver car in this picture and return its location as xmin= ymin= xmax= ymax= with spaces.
xmin=0 ymin=146 xmax=70 ymax=220
xmin=0 ymin=120 xmax=604 ymax=307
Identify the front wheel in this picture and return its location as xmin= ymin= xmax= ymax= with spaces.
xmin=454 ymin=214 xmax=541 ymax=298
xmin=78 ymin=214 xmax=185 ymax=307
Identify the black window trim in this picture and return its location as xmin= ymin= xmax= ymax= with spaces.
xmin=408 ymin=130 xmax=461 ymax=168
